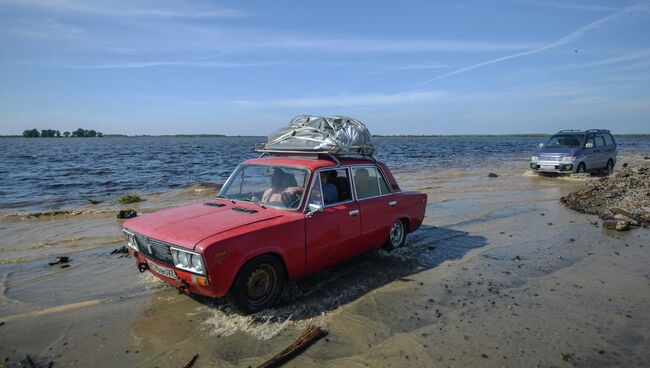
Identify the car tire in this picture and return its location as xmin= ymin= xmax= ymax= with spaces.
xmin=576 ymin=163 xmax=587 ymax=174
xmin=605 ymin=159 xmax=614 ymax=175
xmin=227 ymin=254 xmax=285 ymax=315
xmin=384 ymin=219 xmax=407 ymax=251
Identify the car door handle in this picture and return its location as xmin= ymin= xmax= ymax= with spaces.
xmin=389 ymin=201 xmax=397 ymax=207
xmin=349 ymin=210 xmax=359 ymax=216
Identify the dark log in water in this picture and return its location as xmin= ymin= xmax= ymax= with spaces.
xmin=258 ymin=326 xmax=327 ymax=368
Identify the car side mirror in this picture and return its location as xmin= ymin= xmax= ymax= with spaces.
xmin=585 ymin=142 xmax=594 ymax=149
xmin=538 ymin=143 xmax=544 ymax=148
xmin=307 ymin=203 xmax=323 ymax=217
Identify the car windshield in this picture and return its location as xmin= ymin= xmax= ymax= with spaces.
xmin=545 ymin=134 xmax=583 ymax=148
xmin=219 ymin=164 xmax=310 ymax=210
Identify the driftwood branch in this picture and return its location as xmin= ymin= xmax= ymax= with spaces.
xmin=258 ymin=326 xmax=327 ymax=368
xmin=182 ymin=354 xmax=198 ymax=368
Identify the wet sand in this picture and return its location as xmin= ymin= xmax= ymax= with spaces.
xmin=1 ymin=160 xmax=650 ymax=367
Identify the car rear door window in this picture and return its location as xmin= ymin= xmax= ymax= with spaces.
xmin=353 ymin=167 xmax=391 ymax=199
xmin=595 ymin=136 xmax=606 ymax=147
xmin=378 ymin=170 xmax=391 ymax=195
xmin=603 ymin=134 xmax=614 ymax=146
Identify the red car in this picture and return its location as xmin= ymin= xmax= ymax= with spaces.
xmin=122 ymin=155 xmax=427 ymax=314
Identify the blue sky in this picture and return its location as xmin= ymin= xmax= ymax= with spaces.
xmin=1 ymin=0 xmax=649 ymax=135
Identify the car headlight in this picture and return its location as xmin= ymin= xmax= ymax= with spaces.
xmin=122 ymin=229 xmax=138 ymax=251
xmin=170 ymin=247 xmax=205 ymax=274
xmin=561 ymin=156 xmax=576 ymax=163
xmin=190 ymin=254 xmax=204 ymax=273
xmin=531 ymin=156 xmax=538 ymax=161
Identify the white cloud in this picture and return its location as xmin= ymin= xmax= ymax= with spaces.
xmin=558 ymin=48 xmax=650 ymax=70
xmin=66 ymin=61 xmax=280 ymax=69
xmin=254 ymin=38 xmax=538 ymax=53
xmin=368 ymin=63 xmax=449 ymax=74
xmin=521 ymin=0 xmax=626 ymax=12
xmin=0 ymin=0 xmax=248 ymax=18
xmin=235 ymin=90 xmax=446 ymax=108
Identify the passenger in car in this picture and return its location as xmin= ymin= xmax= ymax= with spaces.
xmin=320 ymin=170 xmax=339 ymax=204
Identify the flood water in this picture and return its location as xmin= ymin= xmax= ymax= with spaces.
xmin=2 ymin=136 xmax=649 ymax=212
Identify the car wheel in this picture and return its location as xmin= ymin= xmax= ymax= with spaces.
xmin=605 ymin=159 xmax=614 ymax=175
xmin=576 ymin=163 xmax=586 ymax=174
xmin=384 ymin=219 xmax=407 ymax=250
xmin=227 ymin=255 xmax=285 ymax=315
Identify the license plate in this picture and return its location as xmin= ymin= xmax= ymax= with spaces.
xmin=540 ymin=165 xmax=555 ymax=170
xmin=146 ymin=259 xmax=178 ymax=280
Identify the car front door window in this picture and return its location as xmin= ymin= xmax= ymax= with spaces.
xmin=307 ymin=174 xmax=324 ymax=207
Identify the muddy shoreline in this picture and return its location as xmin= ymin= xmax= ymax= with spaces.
xmin=1 ymin=161 xmax=650 ymax=367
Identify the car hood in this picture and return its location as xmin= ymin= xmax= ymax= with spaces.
xmin=536 ymin=147 xmax=577 ymax=156
xmin=123 ymin=201 xmax=283 ymax=250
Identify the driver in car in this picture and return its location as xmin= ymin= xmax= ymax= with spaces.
xmin=260 ymin=168 xmax=302 ymax=207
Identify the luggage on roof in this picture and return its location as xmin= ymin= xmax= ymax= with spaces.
xmin=259 ymin=115 xmax=374 ymax=155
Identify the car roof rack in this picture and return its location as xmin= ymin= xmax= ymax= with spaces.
xmin=256 ymin=148 xmax=377 ymax=167
xmin=585 ymin=129 xmax=610 ymax=133
xmin=558 ymin=129 xmax=582 ymax=133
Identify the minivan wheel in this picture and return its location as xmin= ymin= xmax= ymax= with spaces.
xmin=605 ymin=159 xmax=614 ymax=175
xmin=227 ymin=255 xmax=285 ymax=315
xmin=576 ymin=163 xmax=587 ymax=174
xmin=384 ymin=219 xmax=407 ymax=250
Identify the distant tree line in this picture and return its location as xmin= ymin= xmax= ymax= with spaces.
xmin=22 ymin=128 xmax=104 ymax=138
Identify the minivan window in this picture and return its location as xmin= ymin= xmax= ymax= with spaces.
xmin=545 ymin=135 xmax=582 ymax=148
xmin=595 ymin=136 xmax=606 ymax=147
xmin=585 ymin=137 xmax=595 ymax=148
xmin=603 ymin=134 xmax=614 ymax=146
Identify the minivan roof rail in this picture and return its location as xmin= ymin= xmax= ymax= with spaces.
xmin=557 ymin=129 xmax=610 ymax=133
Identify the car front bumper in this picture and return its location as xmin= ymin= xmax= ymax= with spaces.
xmin=530 ymin=161 xmax=575 ymax=173
xmin=131 ymin=249 xmax=223 ymax=297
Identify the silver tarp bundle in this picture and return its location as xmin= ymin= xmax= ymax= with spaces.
xmin=260 ymin=115 xmax=374 ymax=155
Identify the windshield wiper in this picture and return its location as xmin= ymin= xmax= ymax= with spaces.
xmin=238 ymin=198 xmax=266 ymax=209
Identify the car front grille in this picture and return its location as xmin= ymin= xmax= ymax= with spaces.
xmin=539 ymin=155 xmax=561 ymax=161
xmin=134 ymin=233 xmax=174 ymax=267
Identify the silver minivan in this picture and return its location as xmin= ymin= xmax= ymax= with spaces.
xmin=530 ymin=129 xmax=617 ymax=174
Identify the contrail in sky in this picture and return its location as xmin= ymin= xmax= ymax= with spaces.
xmin=417 ymin=2 xmax=649 ymax=86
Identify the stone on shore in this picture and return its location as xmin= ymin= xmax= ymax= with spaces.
xmin=561 ymin=164 xmax=650 ymax=230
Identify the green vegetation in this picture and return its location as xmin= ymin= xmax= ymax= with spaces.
xmin=116 ymin=194 xmax=142 ymax=204
xmin=22 ymin=128 xmax=103 ymax=138
xmin=560 ymin=352 xmax=577 ymax=365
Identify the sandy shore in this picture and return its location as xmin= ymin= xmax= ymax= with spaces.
xmin=1 ymin=160 xmax=650 ymax=367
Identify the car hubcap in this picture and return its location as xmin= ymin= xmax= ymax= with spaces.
xmin=245 ymin=265 xmax=276 ymax=304
xmin=390 ymin=221 xmax=404 ymax=246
